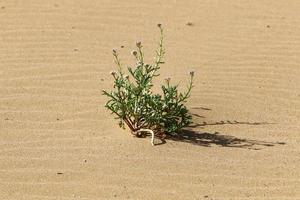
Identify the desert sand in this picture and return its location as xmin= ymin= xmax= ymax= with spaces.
xmin=0 ymin=0 xmax=300 ymax=199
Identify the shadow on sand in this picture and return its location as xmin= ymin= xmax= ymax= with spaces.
xmin=156 ymin=107 xmax=285 ymax=149
xmin=188 ymin=120 xmax=274 ymax=128
xmin=164 ymin=129 xmax=285 ymax=150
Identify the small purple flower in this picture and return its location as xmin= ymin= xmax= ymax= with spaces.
xmin=165 ymin=77 xmax=171 ymax=83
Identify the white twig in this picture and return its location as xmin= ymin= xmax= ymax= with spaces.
xmin=135 ymin=129 xmax=155 ymax=146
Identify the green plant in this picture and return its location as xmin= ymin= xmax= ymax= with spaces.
xmin=103 ymin=24 xmax=194 ymax=145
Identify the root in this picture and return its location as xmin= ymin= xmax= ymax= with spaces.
xmin=135 ymin=129 xmax=155 ymax=146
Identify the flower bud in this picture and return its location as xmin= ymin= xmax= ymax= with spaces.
xmin=189 ymin=70 xmax=195 ymax=77
xmin=112 ymin=48 xmax=117 ymax=55
xmin=110 ymin=71 xmax=117 ymax=76
xmin=131 ymin=50 xmax=138 ymax=56
xmin=136 ymin=41 xmax=142 ymax=48
xmin=165 ymin=77 xmax=171 ymax=83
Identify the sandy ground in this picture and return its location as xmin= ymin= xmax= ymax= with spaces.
xmin=0 ymin=0 xmax=300 ymax=199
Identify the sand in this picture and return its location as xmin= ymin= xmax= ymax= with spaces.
xmin=0 ymin=0 xmax=300 ymax=199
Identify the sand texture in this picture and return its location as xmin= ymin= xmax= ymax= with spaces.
xmin=0 ymin=0 xmax=300 ymax=199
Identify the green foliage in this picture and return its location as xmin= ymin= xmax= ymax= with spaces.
xmin=103 ymin=24 xmax=194 ymax=138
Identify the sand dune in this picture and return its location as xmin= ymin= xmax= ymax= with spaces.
xmin=1 ymin=0 xmax=300 ymax=199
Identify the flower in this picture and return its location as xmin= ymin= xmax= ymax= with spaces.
xmin=110 ymin=71 xmax=117 ymax=76
xmin=131 ymin=50 xmax=138 ymax=56
xmin=136 ymin=41 xmax=142 ymax=48
xmin=189 ymin=70 xmax=195 ymax=77
xmin=165 ymin=77 xmax=171 ymax=83
xmin=112 ymin=48 xmax=117 ymax=55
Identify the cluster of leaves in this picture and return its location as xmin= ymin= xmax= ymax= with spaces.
xmin=103 ymin=24 xmax=194 ymax=138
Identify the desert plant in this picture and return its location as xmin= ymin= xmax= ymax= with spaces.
xmin=103 ymin=24 xmax=194 ymax=145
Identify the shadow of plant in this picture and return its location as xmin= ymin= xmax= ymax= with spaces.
xmin=188 ymin=120 xmax=274 ymax=128
xmin=158 ymin=107 xmax=285 ymax=149
xmin=142 ymin=106 xmax=285 ymax=149
xmin=166 ymin=129 xmax=285 ymax=150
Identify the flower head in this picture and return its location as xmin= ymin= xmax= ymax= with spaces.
xmin=189 ymin=70 xmax=195 ymax=77
xmin=165 ymin=76 xmax=171 ymax=84
xmin=110 ymin=70 xmax=117 ymax=76
xmin=136 ymin=41 xmax=142 ymax=48
xmin=131 ymin=50 xmax=138 ymax=56
xmin=157 ymin=23 xmax=162 ymax=28
xmin=112 ymin=48 xmax=117 ymax=55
